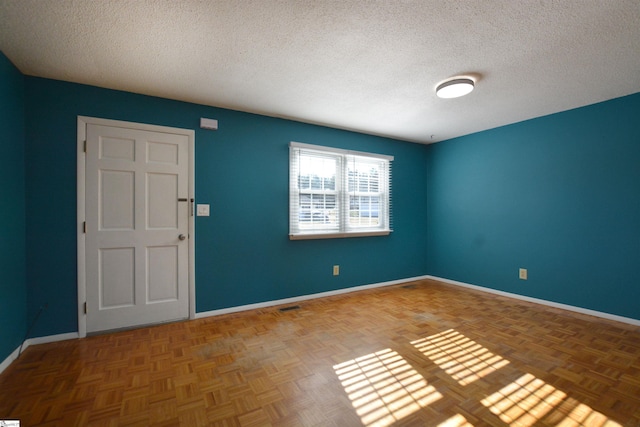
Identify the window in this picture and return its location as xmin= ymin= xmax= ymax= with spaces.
xmin=289 ymin=142 xmax=393 ymax=239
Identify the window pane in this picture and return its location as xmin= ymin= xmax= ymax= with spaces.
xmin=349 ymin=195 xmax=380 ymax=227
xmin=299 ymin=155 xmax=337 ymax=191
xmin=300 ymin=194 xmax=311 ymax=210
xmin=299 ymin=193 xmax=337 ymax=227
xmin=370 ymin=170 xmax=379 ymax=192
xmin=348 ymin=159 xmax=382 ymax=193
xmin=298 ymin=174 xmax=310 ymax=189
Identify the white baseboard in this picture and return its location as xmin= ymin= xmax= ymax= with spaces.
xmin=195 ymin=275 xmax=431 ymax=319
xmin=427 ymin=275 xmax=640 ymax=327
xmin=0 ymin=346 xmax=21 ymax=375
xmin=0 ymin=332 xmax=79 ymax=376
xmin=25 ymin=332 xmax=79 ymax=347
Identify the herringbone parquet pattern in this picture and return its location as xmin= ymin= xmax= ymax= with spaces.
xmin=1 ymin=279 xmax=639 ymax=426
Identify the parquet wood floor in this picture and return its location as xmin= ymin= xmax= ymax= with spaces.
xmin=1 ymin=279 xmax=640 ymax=426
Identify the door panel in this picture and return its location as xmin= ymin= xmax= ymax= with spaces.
xmin=86 ymin=123 xmax=189 ymax=333
xmin=100 ymin=136 xmax=135 ymax=161
xmin=100 ymin=247 xmax=135 ymax=308
xmin=100 ymin=170 xmax=135 ymax=230
xmin=147 ymin=245 xmax=179 ymax=302
xmin=148 ymin=140 xmax=179 ymax=164
xmin=147 ymin=173 xmax=178 ymax=229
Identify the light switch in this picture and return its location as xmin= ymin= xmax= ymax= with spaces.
xmin=197 ymin=204 xmax=210 ymax=216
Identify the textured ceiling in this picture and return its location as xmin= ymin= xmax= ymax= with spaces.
xmin=1 ymin=0 xmax=639 ymax=143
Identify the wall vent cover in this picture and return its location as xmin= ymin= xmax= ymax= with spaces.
xmin=279 ymin=305 xmax=301 ymax=312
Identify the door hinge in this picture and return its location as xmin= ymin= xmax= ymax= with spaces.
xmin=83 ymin=140 xmax=87 ymax=153
xmin=83 ymin=221 xmax=86 ymax=233
xmin=84 ymin=302 xmax=87 ymax=314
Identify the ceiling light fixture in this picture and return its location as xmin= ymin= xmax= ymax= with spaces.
xmin=436 ymin=78 xmax=475 ymax=99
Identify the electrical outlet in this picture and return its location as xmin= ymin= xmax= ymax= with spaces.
xmin=519 ymin=268 xmax=528 ymax=280
xmin=333 ymin=265 xmax=340 ymax=276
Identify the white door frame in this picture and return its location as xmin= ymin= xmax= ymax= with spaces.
xmin=77 ymin=116 xmax=196 ymax=338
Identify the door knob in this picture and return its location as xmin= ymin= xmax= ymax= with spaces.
xmin=178 ymin=234 xmax=186 ymax=241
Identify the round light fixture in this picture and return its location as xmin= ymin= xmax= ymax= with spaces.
xmin=436 ymin=78 xmax=475 ymax=99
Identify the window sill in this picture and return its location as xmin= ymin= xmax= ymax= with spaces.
xmin=289 ymin=230 xmax=391 ymax=240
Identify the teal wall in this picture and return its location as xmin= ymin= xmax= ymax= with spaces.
xmin=0 ymin=53 xmax=27 ymax=362
xmin=23 ymin=76 xmax=429 ymax=337
xmin=2 ymin=49 xmax=639 ymax=357
xmin=427 ymin=93 xmax=640 ymax=320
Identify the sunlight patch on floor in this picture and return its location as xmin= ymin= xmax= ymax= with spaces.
xmin=337 ymin=330 xmax=624 ymax=427
xmin=481 ymin=373 xmax=622 ymax=427
xmin=412 ymin=329 xmax=509 ymax=386
xmin=334 ymin=348 xmax=442 ymax=427
xmin=437 ymin=414 xmax=474 ymax=427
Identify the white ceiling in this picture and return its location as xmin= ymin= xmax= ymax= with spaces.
xmin=1 ymin=0 xmax=639 ymax=143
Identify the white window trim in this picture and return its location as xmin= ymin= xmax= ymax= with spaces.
xmin=289 ymin=141 xmax=393 ymax=240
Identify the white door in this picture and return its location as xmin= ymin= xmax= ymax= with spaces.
xmin=85 ymin=123 xmax=190 ymax=333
